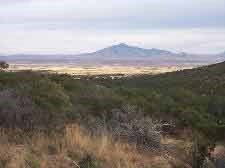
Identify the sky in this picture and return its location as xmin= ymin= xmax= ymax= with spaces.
xmin=0 ymin=0 xmax=225 ymax=55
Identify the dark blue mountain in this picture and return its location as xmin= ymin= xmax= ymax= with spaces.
xmin=86 ymin=43 xmax=175 ymax=57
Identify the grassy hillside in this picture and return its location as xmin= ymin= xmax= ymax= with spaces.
xmin=0 ymin=62 xmax=225 ymax=139
xmin=93 ymin=62 xmax=225 ymax=140
xmin=0 ymin=62 xmax=225 ymax=167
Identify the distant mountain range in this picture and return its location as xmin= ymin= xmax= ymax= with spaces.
xmin=0 ymin=43 xmax=224 ymax=66
xmin=81 ymin=43 xmax=175 ymax=57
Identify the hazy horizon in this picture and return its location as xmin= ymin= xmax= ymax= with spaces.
xmin=0 ymin=0 xmax=225 ymax=55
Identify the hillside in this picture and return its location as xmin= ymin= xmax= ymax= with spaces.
xmin=0 ymin=62 xmax=225 ymax=167
xmin=0 ymin=61 xmax=225 ymax=138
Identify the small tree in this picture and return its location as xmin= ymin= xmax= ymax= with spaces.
xmin=0 ymin=61 xmax=9 ymax=71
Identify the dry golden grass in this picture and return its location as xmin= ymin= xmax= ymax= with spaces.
xmin=0 ymin=125 xmax=176 ymax=168
xmin=9 ymin=64 xmax=193 ymax=75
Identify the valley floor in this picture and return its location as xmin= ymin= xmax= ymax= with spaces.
xmin=8 ymin=64 xmax=194 ymax=75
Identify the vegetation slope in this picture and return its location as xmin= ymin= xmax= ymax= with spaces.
xmin=0 ymin=61 xmax=225 ymax=168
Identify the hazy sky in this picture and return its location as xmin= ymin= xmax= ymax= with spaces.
xmin=0 ymin=0 xmax=225 ymax=54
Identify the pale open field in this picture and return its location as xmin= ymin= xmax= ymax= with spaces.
xmin=9 ymin=64 xmax=194 ymax=75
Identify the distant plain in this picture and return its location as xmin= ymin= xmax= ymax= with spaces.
xmin=9 ymin=63 xmax=195 ymax=75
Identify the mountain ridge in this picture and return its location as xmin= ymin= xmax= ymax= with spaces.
xmin=0 ymin=43 xmax=224 ymax=66
xmin=0 ymin=43 xmax=178 ymax=58
xmin=86 ymin=43 xmax=175 ymax=57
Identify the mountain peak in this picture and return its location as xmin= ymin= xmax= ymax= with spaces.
xmin=91 ymin=43 xmax=174 ymax=57
xmin=109 ymin=43 xmax=131 ymax=49
xmin=116 ymin=43 xmax=130 ymax=47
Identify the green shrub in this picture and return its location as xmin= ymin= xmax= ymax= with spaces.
xmin=25 ymin=153 xmax=40 ymax=168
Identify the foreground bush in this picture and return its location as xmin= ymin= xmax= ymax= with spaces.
xmin=0 ymin=73 xmax=72 ymax=130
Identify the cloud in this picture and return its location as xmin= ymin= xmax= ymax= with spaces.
xmin=0 ymin=0 xmax=225 ymax=54
xmin=0 ymin=28 xmax=225 ymax=54
xmin=0 ymin=0 xmax=225 ymax=28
